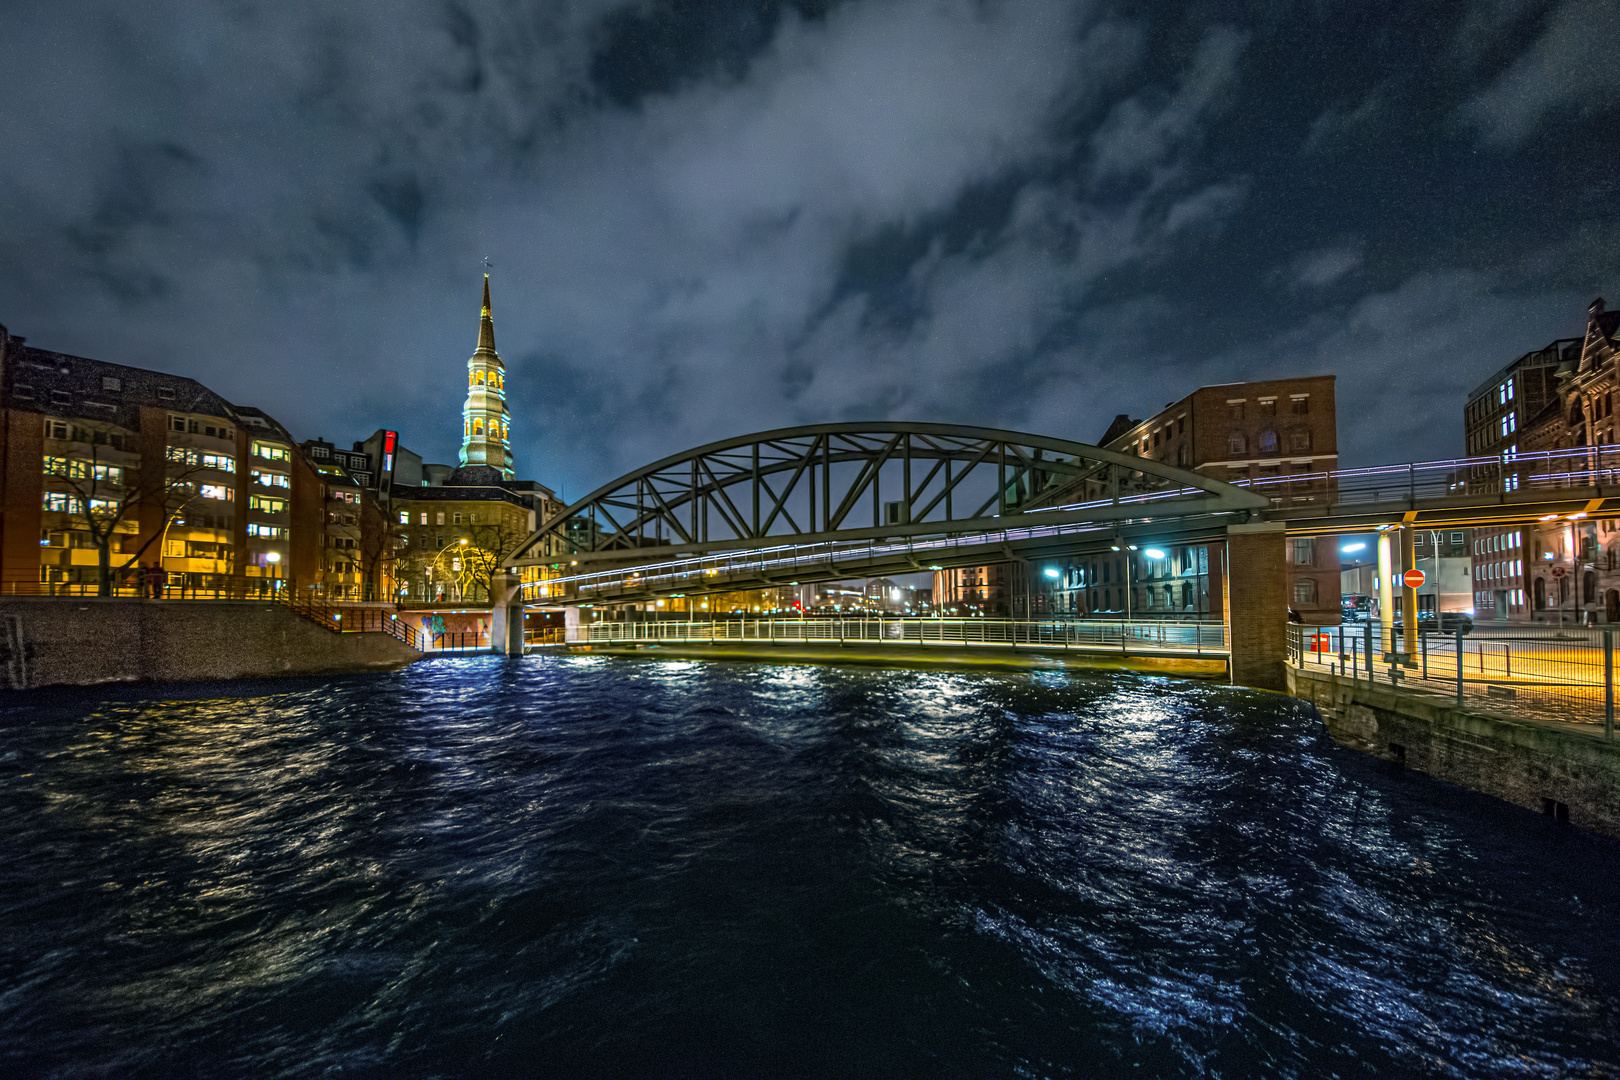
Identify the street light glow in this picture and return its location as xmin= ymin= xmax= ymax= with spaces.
xmin=1143 ymin=548 xmax=1166 ymax=559
xmin=1043 ymin=567 xmax=1060 ymax=578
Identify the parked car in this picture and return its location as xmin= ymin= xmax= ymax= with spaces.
xmin=1417 ymin=610 xmax=1473 ymax=635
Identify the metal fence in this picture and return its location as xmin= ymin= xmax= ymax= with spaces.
xmin=425 ymin=632 xmax=487 ymax=653
xmin=1287 ymin=622 xmax=1616 ymax=736
xmin=572 ymin=617 xmax=1228 ymax=657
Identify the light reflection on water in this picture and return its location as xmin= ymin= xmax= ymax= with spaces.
xmin=1 ymin=655 xmax=1617 ymax=1077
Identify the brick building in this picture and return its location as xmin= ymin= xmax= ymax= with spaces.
xmin=1465 ymin=300 xmax=1620 ymax=624
xmin=1028 ymin=375 xmax=1340 ymax=623
xmin=0 ymin=323 xmax=307 ymax=596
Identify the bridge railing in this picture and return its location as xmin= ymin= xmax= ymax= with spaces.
xmin=1244 ymin=444 xmax=1620 ymax=507
xmin=520 ymin=445 xmax=1620 ymax=604
xmin=1287 ymin=622 xmax=1616 ymax=735
xmin=570 ymin=618 xmax=1228 ymax=656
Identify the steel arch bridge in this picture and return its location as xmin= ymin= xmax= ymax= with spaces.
xmin=506 ymin=424 xmax=1268 ymax=579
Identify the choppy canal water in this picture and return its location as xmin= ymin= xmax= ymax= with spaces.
xmin=2 ymin=656 xmax=1618 ymax=1078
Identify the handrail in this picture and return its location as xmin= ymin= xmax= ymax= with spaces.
xmin=566 ymin=617 xmax=1228 ymax=656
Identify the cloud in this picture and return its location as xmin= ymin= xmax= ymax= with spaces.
xmin=1455 ymin=0 xmax=1620 ymax=148
xmin=1088 ymin=26 xmax=1249 ymax=183
xmin=1288 ymin=243 xmax=1363 ymax=290
xmin=1299 ymin=89 xmax=1386 ymax=156
xmin=1195 ymin=270 xmax=1585 ymax=463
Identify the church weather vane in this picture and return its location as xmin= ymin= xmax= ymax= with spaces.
xmin=483 ymin=256 xmax=493 ymax=272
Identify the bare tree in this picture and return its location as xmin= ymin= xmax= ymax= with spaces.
xmin=358 ymin=494 xmax=408 ymax=602
xmin=44 ymin=420 xmax=207 ymax=595
xmin=460 ymin=514 xmax=527 ymax=603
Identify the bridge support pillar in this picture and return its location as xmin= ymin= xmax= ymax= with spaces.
xmin=489 ymin=570 xmax=524 ymax=655
xmin=1226 ymin=521 xmax=1288 ymax=690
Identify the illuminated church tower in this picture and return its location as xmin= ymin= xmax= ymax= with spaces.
xmin=459 ymin=274 xmax=515 ymax=479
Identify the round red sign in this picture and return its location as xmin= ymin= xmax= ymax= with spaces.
xmin=1402 ymin=568 xmax=1426 ymax=589
xmin=1552 ymin=565 xmax=1568 ymax=578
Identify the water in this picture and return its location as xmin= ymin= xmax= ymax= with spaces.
xmin=2 ymin=656 xmax=1618 ymax=1078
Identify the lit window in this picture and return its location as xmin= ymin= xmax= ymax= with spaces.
xmin=201 ymin=453 xmax=235 ymax=472
xmin=42 ymin=492 xmax=79 ymax=513
xmin=399 ymin=511 xmax=409 ymax=524
xmin=200 ymin=484 xmax=234 ymax=501
xmin=253 ymin=442 xmax=290 ymax=462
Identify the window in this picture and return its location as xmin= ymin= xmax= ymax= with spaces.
xmin=1227 ymin=432 xmax=1246 ymax=456
xmin=1292 ymin=538 xmax=1316 ymax=565
xmin=200 ymin=484 xmax=233 ymax=501
xmin=249 ymin=495 xmax=287 ymax=513
xmin=419 ymin=512 xmax=428 ymax=525
xmin=399 ymin=511 xmax=410 ymax=524
xmin=157 ymin=386 xmax=175 ymax=400
xmin=170 ymin=415 xmax=188 ymax=432
xmin=1290 ymin=395 xmax=1309 ymax=415
xmin=436 ymin=512 xmax=446 ymax=526
xmin=1227 ymin=401 xmax=1244 ymax=420
xmin=42 ymin=492 xmax=80 ymax=513
xmin=1259 ymin=399 xmax=1277 ymax=417
xmin=168 ymin=446 xmax=199 ymax=465
xmin=101 ymin=376 xmax=121 ymax=391
xmin=43 ymin=455 xmax=83 ymax=479
xmin=1289 ymin=430 xmax=1312 ymax=452
xmin=453 ymin=513 xmax=463 ymax=525
xmin=246 ymin=523 xmax=285 ymax=538
xmin=1258 ymin=430 xmax=1279 ymax=455
xmin=253 ymin=442 xmax=290 ymax=462
xmin=50 ymin=390 xmax=71 ymax=406
xmin=252 ymin=470 xmax=289 ymax=488
xmin=1293 ymin=578 xmax=1318 ymax=605
xmin=201 ymin=452 xmax=234 ymax=472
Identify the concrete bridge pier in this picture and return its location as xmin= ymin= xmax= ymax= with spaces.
xmin=489 ymin=571 xmax=524 ymax=655
xmin=1226 ymin=521 xmax=1288 ymax=690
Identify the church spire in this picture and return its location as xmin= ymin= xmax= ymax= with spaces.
xmin=459 ymin=273 xmax=514 ymax=480
xmin=476 ymin=273 xmax=497 ymax=356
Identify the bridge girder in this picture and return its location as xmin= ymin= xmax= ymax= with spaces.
xmin=507 ymin=422 xmax=1268 ymax=569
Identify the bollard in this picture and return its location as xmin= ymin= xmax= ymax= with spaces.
xmin=1607 ymin=630 xmax=1615 ymax=741
xmin=1455 ymin=625 xmax=1464 ymax=707
xmin=1364 ymin=621 xmax=1373 ymax=688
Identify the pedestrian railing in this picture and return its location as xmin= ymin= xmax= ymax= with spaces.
xmin=1287 ymin=621 xmax=1616 ymax=736
xmin=571 ymin=617 xmax=1228 ymax=656
xmin=427 ymin=632 xmax=487 ymax=653
xmin=278 ymin=589 xmax=421 ymax=650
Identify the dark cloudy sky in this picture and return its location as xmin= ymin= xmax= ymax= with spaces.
xmin=2 ymin=0 xmax=1616 ymax=497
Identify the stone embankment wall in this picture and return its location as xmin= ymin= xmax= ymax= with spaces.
xmin=0 ymin=599 xmax=420 ymax=690
xmin=1290 ymin=666 xmax=1620 ymax=840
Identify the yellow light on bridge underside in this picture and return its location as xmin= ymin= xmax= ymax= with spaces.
xmin=1569 ymin=512 xmax=1588 ymax=520
xmin=1539 ymin=514 xmax=1559 ymax=521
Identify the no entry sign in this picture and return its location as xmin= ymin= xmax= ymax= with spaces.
xmin=1402 ymin=568 xmax=1426 ymax=588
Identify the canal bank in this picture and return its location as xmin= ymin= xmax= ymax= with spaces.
xmin=557 ymin=640 xmax=1231 ymax=680
xmin=1289 ymin=665 xmax=1620 ymax=840
xmin=0 ymin=598 xmax=421 ymax=689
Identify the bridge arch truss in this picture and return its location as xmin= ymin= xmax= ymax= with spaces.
xmin=508 ymin=423 xmax=1267 ymax=570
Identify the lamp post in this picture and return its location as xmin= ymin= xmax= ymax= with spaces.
xmin=428 ymin=536 xmax=472 ymax=603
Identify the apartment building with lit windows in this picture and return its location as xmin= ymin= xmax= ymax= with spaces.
xmin=0 ymin=323 xmax=260 ymax=594
xmin=301 ymin=438 xmax=373 ymax=600
xmin=1462 ymin=300 xmax=1620 ymax=623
